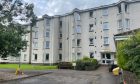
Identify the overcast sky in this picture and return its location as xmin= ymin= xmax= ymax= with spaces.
xmin=23 ymin=0 xmax=120 ymax=17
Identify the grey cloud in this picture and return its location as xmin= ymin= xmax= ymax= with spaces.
xmin=23 ymin=0 xmax=119 ymax=17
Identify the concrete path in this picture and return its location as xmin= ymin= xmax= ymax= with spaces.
xmin=1 ymin=66 xmax=119 ymax=84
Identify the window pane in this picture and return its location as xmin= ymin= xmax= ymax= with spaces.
xmin=35 ymin=54 xmax=37 ymax=60
xmin=90 ymin=52 xmax=94 ymax=58
xmin=102 ymin=9 xmax=108 ymax=16
xmin=103 ymin=22 xmax=109 ymax=30
xmin=46 ymin=32 xmax=49 ymax=37
xmin=46 ymin=41 xmax=49 ymax=48
xmin=46 ymin=54 xmax=49 ymax=60
xmin=104 ymin=37 xmax=109 ymax=45
xmin=59 ymin=54 xmax=62 ymax=60
xmin=75 ymin=26 xmax=81 ymax=33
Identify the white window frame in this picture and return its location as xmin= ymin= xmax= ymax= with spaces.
xmin=104 ymin=37 xmax=109 ymax=45
xmin=102 ymin=8 xmax=108 ymax=16
xmin=46 ymin=41 xmax=50 ymax=48
xmin=103 ymin=22 xmax=109 ymax=30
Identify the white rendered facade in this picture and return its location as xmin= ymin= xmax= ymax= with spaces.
xmin=1 ymin=0 xmax=140 ymax=64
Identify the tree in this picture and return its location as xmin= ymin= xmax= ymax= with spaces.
xmin=117 ymin=31 xmax=140 ymax=78
xmin=0 ymin=0 xmax=37 ymax=58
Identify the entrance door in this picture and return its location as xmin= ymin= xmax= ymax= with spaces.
xmin=101 ymin=53 xmax=112 ymax=64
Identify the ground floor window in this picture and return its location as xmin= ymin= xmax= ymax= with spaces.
xmin=90 ymin=52 xmax=94 ymax=58
xmin=34 ymin=54 xmax=37 ymax=61
xmin=24 ymin=54 xmax=27 ymax=61
xmin=59 ymin=54 xmax=62 ymax=61
xmin=46 ymin=54 xmax=49 ymax=61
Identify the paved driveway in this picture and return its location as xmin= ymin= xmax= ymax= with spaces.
xmin=1 ymin=66 xmax=119 ymax=84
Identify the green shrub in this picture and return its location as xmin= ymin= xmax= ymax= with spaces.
xmin=117 ymin=31 xmax=140 ymax=78
xmin=75 ymin=57 xmax=99 ymax=71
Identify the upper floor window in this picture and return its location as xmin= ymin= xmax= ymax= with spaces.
xmin=46 ymin=32 xmax=49 ymax=37
xmin=104 ymin=37 xmax=109 ymax=45
xmin=59 ymin=43 xmax=62 ymax=49
xmin=46 ymin=19 xmax=50 ymax=26
xmin=125 ymin=19 xmax=130 ymax=29
xmin=34 ymin=31 xmax=38 ymax=38
xmin=89 ymin=24 xmax=94 ymax=32
xmin=89 ymin=11 xmax=93 ymax=17
xmin=89 ymin=38 xmax=94 ymax=45
xmin=77 ymin=39 xmax=81 ymax=47
xmin=59 ymin=21 xmax=62 ymax=27
xmin=118 ymin=6 xmax=122 ymax=13
xmin=75 ymin=25 xmax=81 ymax=33
xmin=125 ymin=4 xmax=128 ymax=13
xmin=46 ymin=41 xmax=50 ymax=48
xmin=75 ymin=13 xmax=80 ymax=21
xmin=103 ymin=22 xmax=109 ymax=30
xmin=34 ymin=42 xmax=38 ymax=48
xmin=102 ymin=8 xmax=108 ymax=16
xmin=118 ymin=20 xmax=122 ymax=28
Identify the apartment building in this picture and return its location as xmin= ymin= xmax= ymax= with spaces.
xmin=1 ymin=0 xmax=140 ymax=64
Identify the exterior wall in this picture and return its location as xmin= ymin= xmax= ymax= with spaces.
xmin=1 ymin=0 xmax=140 ymax=64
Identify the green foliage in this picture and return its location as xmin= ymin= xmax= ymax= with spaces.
xmin=117 ymin=31 xmax=140 ymax=78
xmin=76 ymin=57 xmax=99 ymax=71
xmin=0 ymin=0 xmax=37 ymax=58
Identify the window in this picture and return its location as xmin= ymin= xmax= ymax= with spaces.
xmin=102 ymin=8 xmax=108 ymax=16
xmin=46 ymin=54 xmax=49 ymax=60
xmin=95 ymin=18 xmax=97 ymax=25
xmin=90 ymin=52 xmax=94 ymax=58
xmin=125 ymin=19 xmax=130 ymax=29
xmin=103 ymin=22 xmax=109 ymax=30
xmin=104 ymin=37 xmax=109 ymax=45
xmin=24 ymin=54 xmax=27 ymax=61
xmin=118 ymin=6 xmax=122 ymax=13
xmin=34 ymin=42 xmax=38 ymax=48
xmin=118 ymin=20 xmax=122 ymax=28
xmin=75 ymin=26 xmax=81 ymax=33
xmin=46 ymin=41 xmax=49 ymax=48
xmin=59 ymin=21 xmax=62 ymax=27
xmin=77 ymin=53 xmax=81 ymax=59
xmin=89 ymin=24 xmax=94 ymax=32
xmin=77 ymin=39 xmax=81 ymax=47
xmin=125 ymin=4 xmax=128 ymax=13
xmin=102 ymin=53 xmax=105 ymax=58
xmin=89 ymin=38 xmax=94 ymax=45
xmin=59 ymin=54 xmax=62 ymax=61
xmin=46 ymin=32 xmax=49 ymax=37
xmin=60 ymin=33 xmax=62 ymax=38
xmin=34 ymin=54 xmax=37 ymax=60
xmin=34 ymin=31 xmax=38 ymax=38
xmin=89 ymin=11 xmax=93 ymax=17
xmin=75 ymin=13 xmax=80 ymax=21
xmin=46 ymin=19 xmax=50 ymax=26
xmin=106 ymin=53 xmax=111 ymax=59
xmin=59 ymin=43 xmax=62 ymax=49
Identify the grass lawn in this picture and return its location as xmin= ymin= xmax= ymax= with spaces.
xmin=0 ymin=64 xmax=57 ymax=70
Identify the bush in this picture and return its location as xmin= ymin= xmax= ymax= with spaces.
xmin=58 ymin=62 xmax=73 ymax=69
xmin=75 ymin=57 xmax=99 ymax=71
